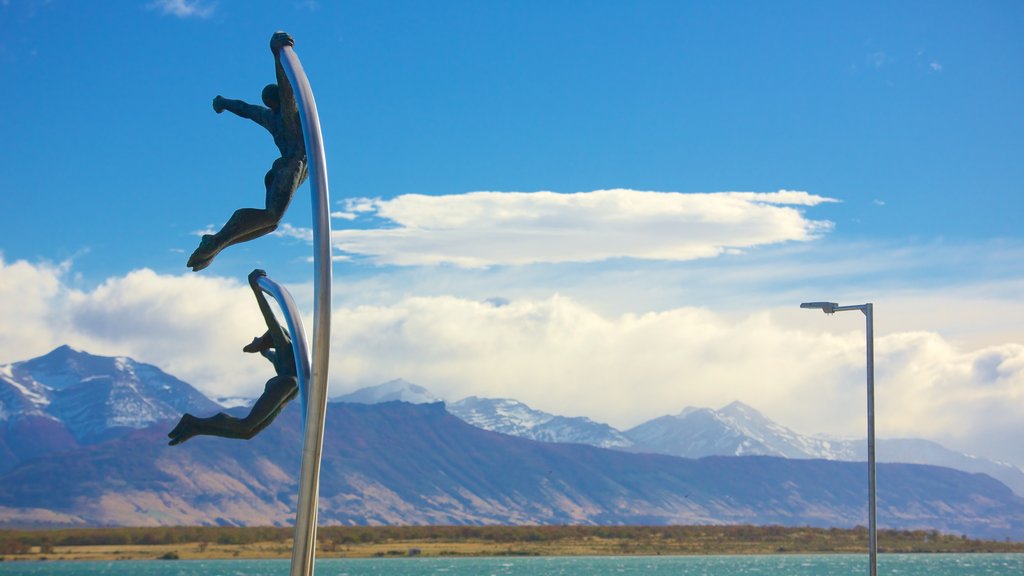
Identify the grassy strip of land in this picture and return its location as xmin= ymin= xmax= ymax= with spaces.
xmin=2 ymin=525 xmax=1022 ymax=561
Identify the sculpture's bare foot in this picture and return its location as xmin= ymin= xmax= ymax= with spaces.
xmin=168 ymin=413 xmax=199 ymax=446
xmin=187 ymin=235 xmax=219 ymax=272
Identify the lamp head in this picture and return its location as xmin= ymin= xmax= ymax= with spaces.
xmin=801 ymin=301 xmax=838 ymax=314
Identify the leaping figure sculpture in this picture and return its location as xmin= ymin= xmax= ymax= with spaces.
xmin=171 ymin=31 xmax=333 ymax=576
xmin=168 ymin=269 xmax=305 ymax=445
xmin=187 ymin=31 xmax=308 ymax=272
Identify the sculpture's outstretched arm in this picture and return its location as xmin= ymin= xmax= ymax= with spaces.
xmin=213 ymin=96 xmax=273 ymax=131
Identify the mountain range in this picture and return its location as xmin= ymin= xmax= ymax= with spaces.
xmin=1 ymin=346 xmax=1023 ymax=540
xmin=341 ymin=380 xmax=1024 ymax=497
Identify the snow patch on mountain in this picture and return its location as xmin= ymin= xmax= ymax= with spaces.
xmin=114 ymin=357 xmax=133 ymax=373
xmin=448 ymin=396 xmax=633 ymax=449
xmin=2 ymin=376 xmax=50 ymax=407
xmin=333 ymin=379 xmax=441 ymax=405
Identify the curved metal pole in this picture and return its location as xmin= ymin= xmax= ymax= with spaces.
xmin=279 ymin=41 xmax=333 ymax=576
xmin=255 ymin=275 xmax=312 ymax=426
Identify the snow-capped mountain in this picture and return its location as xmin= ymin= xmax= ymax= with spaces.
xmin=332 ymin=378 xmax=441 ymax=405
xmin=0 ymin=345 xmax=221 ymax=444
xmin=448 ymin=396 xmax=633 ymax=449
xmin=624 ymin=401 xmax=849 ymax=459
xmin=623 ymin=401 xmax=1024 ymax=496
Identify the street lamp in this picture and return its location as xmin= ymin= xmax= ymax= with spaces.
xmin=801 ymin=301 xmax=876 ymax=576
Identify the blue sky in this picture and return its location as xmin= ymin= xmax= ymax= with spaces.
xmin=2 ymin=1 xmax=1023 ymax=467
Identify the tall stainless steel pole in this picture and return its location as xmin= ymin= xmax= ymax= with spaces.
xmin=278 ymin=41 xmax=333 ymax=576
xmin=864 ymin=303 xmax=877 ymax=576
xmin=800 ymin=301 xmax=876 ymax=576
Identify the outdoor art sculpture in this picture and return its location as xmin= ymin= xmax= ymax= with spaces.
xmin=187 ymin=31 xmax=309 ymax=272
xmin=170 ymin=31 xmax=334 ymax=576
xmin=168 ymin=270 xmax=299 ymax=445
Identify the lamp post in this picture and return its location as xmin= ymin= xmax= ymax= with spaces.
xmin=800 ymin=301 xmax=876 ymax=576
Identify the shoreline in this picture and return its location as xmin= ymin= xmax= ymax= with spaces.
xmin=5 ymin=545 xmax=1024 ymax=563
xmin=3 ymin=525 xmax=1023 ymax=562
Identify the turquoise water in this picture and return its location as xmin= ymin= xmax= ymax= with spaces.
xmin=0 ymin=555 xmax=1021 ymax=575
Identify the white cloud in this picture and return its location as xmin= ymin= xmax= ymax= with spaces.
xmin=930 ymin=61 xmax=943 ymax=72
xmin=148 ymin=0 xmax=215 ymax=19
xmin=325 ymin=294 xmax=1024 ymax=466
xmin=65 ymin=269 xmax=269 ymax=396
xmin=0 ymin=257 xmax=69 ymax=360
xmin=0 ymin=256 xmax=267 ymax=399
xmin=331 ymin=189 xmax=836 ymax=267
xmin=343 ymin=198 xmax=379 ymax=213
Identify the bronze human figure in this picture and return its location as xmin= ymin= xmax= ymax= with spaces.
xmin=168 ymin=269 xmax=299 ymax=445
xmin=187 ymin=31 xmax=308 ymax=272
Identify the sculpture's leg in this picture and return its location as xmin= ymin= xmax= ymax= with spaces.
xmin=239 ymin=377 xmax=299 ymax=438
xmin=187 ymin=158 xmax=304 ymax=271
xmin=167 ymin=412 xmax=246 ymax=444
xmin=187 ymin=209 xmax=280 ymax=271
xmin=166 ymin=377 xmax=297 ymax=445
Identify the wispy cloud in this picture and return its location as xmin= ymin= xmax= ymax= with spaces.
xmin=869 ymin=50 xmax=892 ymax=69
xmin=330 ymin=189 xmax=837 ymax=267
xmin=148 ymin=0 xmax=215 ymax=19
xmin=272 ymin=223 xmax=314 ymax=242
xmin=930 ymin=60 xmax=943 ymax=72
